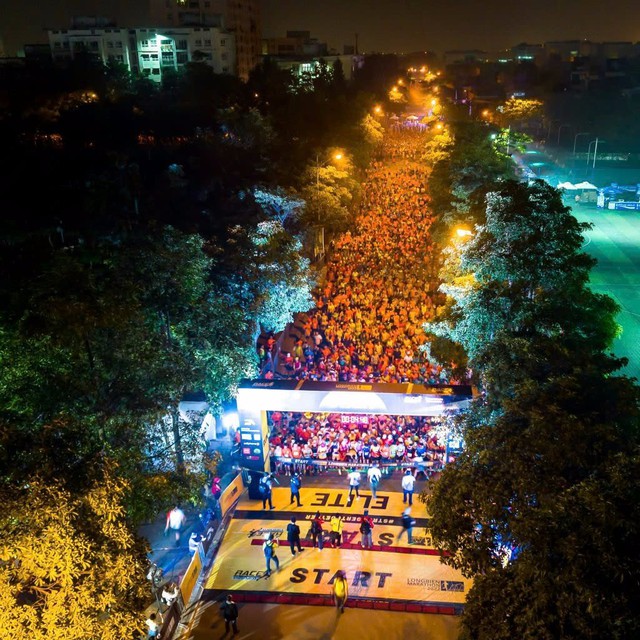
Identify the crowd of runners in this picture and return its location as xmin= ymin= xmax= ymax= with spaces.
xmin=267 ymin=410 xmax=446 ymax=475
xmin=273 ymin=127 xmax=465 ymax=386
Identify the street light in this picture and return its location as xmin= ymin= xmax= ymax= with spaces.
xmin=591 ymin=138 xmax=605 ymax=169
xmin=586 ymin=138 xmax=605 ymax=166
xmin=573 ymin=131 xmax=590 ymax=156
xmin=314 ymin=149 xmax=346 ymax=258
xmin=454 ymin=227 xmax=473 ymax=239
xmin=557 ymin=123 xmax=572 ymax=145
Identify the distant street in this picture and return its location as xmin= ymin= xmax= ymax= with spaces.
xmin=572 ymin=205 xmax=640 ymax=381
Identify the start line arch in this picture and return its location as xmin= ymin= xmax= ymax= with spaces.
xmin=236 ymin=379 xmax=474 ymax=473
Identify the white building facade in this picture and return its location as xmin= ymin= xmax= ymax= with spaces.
xmin=48 ymin=25 xmax=235 ymax=81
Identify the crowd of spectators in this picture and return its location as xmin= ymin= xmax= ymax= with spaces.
xmin=268 ymin=410 xmax=446 ymax=476
xmin=275 ymin=127 xmax=465 ymax=385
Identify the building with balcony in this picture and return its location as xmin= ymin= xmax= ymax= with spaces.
xmin=48 ymin=21 xmax=235 ymax=82
xmin=149 ymin=0 xmax=260 ymax=80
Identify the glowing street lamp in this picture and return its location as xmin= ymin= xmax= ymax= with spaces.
xmin=454 ymin=227 xmax=473 ymax=239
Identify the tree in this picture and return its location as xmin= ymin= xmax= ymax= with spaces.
xmin=360 ymin=113 xmax=384 ymax=145
xmin=0 ymin=466 xmax=148 ymax=640
xmin=0 ymin=226 xmax=258 ymax=513
xmin=423 ymin=176 xmax=640 ymax=639
xmin=427 ymin=372 xmax=640 ymax=640
xmin=426 ymin=180 xmax=619 ymax=396
xmin=498 ymin=97 xmax=544 ymax=131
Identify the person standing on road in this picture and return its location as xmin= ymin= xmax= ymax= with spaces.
xmin=359 ymin=509 xmax=374 ymax=549
xmin=287 ymin=517 xmax=303 ymax=555
xmin=263 ymin=533 xmax=280 ymax=576
xmin=347 ymin=468 xmax=361 ymax=503
xmin=311 ymin=511 xmax=325 ymax=550
xmin=367 ymin=463 xmax=382 ymax=499
xmin=290 ymin=472 xmax=303 ymax=506
xmin=259 ymin=474 xmax=275 ymax=510
xmin=401 ymin=469 xmax=416 ymax=505
xmin=397 ymin=508 xmax=416 ymax=544
xmin=220 ymin=594 xmax=239 ymax=635
xmin=164 ymin=506 xmax=186 ymax=545
xmin=145 ymin=613 xmax=160 ymax=638
xmin=333 ymin=570 xmax=348 ymax=613
xmin=329 ymin=513 xmax=344 ymax=547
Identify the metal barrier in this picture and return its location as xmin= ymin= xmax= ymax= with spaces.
xmin=271 ymin=456 xmax=443 ymax=475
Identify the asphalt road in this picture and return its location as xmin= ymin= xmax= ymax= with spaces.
xmin=572 ymin=204 xmax=640 ymax=381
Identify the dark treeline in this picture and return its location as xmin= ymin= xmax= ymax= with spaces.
xmin=0 ymin=56 xmax=385 ymax=637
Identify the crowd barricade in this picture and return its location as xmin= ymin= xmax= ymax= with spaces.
xmin=218 ymin=473 xmax=244 ymax=519
xmin=162 ymin=471 xmax=245 ymax=639
xmin=159 ymin=601 xmax=181 ymax=640
xmin=271 ymin=456 xmax=443 ymax=476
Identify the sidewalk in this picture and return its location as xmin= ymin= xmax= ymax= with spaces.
xmin=137 ymin=432 xmax=237 ymax=633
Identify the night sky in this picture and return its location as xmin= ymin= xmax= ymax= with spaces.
xmin=1 ymin=0 xmax=639 ymax=56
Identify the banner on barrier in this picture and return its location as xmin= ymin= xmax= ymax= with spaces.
xmin=273 ymin=456 xmax=440 ymax=470
xmin=219 ymin=472 xmax=244 ymax=518
xmin=180 ymin=551 xmax=202 ymax=604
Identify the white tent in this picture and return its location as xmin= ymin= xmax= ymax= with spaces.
xmin=574 ymin=181 xmax=598 ymax=190
xmin=558 ymin=181 xmax=578 ymax=190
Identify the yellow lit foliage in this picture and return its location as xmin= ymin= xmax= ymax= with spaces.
xmin=500 ymin=97 xmax=543 ymax=127
xmin=0 ymin=470 xmax=148 ymax=640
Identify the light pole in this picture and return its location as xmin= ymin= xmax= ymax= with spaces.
xmin=314 ymin=150 xmax=345 ymax=260
xmin=586 ymin=138 xmax=605 ymax=165
xmin=592 ymin=138 xmax=605 ymax=169
xmin=573 ymin=132 xmax=590 ymax=156
xmin=557 ymin=124 xmax=572 ymax=145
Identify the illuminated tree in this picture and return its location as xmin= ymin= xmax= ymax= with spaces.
xmin=498 ymin=97 xmax=544 ymax=130
xmin=422 ymin=127 xmax=454 ymax=165
xmin=426 ymin=179 xmax=619 ymax=395
xmin=0 ymin=467 xmax=148 ymax=640
xmin=424 ymin=179 xmax=640 ymax=639
xmin=360 ymin=113 xmax=384 ymax=145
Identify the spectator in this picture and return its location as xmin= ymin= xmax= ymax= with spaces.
xmin=329 ymin=514 xmax=344 ymax=547
xmin=263 ymin=533 xmax=280 ymax=576
xmin=290 ymin=472 xmax=302 ymax=507
xmin=367 ymin=462 xmax=382 ymax=499
xmin=397 ymin=508 xmax=416 ymax=545
xmin=287 ymin=516 xmax=303 ymax=555
xmin=164 ymin=506 xmax=186 ymax=545
xmin=259 ymin=474 xmax=275 ymax=510
xmin=220 ymin=594 xmax=239 ymax=635
xmin=333 ymin=570 xmax=349 ymax=613
xmin=347 ymin=468 xmax=361 ymax=503
xmin=310 ymin=511 xmax=325 ymax=550
xmin=359 ymin=509 xmax=374 ymax=549
xmin=402 ymin=468 xmax=416 ymax=505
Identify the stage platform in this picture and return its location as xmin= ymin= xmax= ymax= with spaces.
xmin=202 ymin=485 xmax=471 ymax=614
